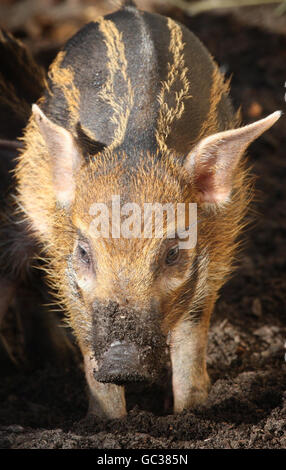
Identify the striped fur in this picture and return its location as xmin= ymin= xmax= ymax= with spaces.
xmin=15 ymin=3 xmax=241 ymax=339
xmin=196 ymin=66 xmax=234 ymax=140
xmin=40 ymin=7 xmax=233 ymax=157
xmin=12 ymin=2 xmax=255 ymax=417
xmin=96 ymin=17 xmax=134 ymax=150
xmin=48 ymin=51 xmax=80 ymax=129
xmin=155 ymin=17 xmax=191 ymax=153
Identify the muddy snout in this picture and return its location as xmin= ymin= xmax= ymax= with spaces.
xmin=92 ymin=301 xmax=166 ymax=385
xmin=94 ymin=341 xmax=150 ymax=384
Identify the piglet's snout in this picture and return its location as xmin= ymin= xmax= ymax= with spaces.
xmin=93 ymin=341 xmax=147 ymax=385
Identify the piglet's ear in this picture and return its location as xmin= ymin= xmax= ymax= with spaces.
xmin=32 ymin=104 xmax=81 ymax=207
xmin=184 ymin=111 xmax=281 ymax=205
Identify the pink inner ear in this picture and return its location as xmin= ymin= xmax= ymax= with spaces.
xmin=195 ymin=170 xmax=231 ymax=204
xmin=193 ymin=145 xmax=233 ymax=204
xmin=32 ymin=104 xmax=81 ymax=207
xmin=187 ymin=111 xmax=282 ymax=206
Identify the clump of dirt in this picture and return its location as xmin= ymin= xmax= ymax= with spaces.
xmin=1 ymin=7 xmax=286 ymax=449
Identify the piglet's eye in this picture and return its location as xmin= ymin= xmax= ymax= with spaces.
xmin=77 ymin=243 xmax=91 ymax=266
xmin=165 ymin=245 xmax=180 ymax=266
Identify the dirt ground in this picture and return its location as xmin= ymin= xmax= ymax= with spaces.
xmin=0 ymin=2 xmax=286 ymax=449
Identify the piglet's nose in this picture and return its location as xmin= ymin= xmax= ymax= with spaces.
xmin=93 ymin=341 xmax=146 ymax=385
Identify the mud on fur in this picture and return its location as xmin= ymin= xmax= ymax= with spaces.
xmin=0 ymin=0 xmax=281 ymax=419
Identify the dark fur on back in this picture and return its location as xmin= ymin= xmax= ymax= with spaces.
xmin=41 ymin=6 xmax=236 ymax=167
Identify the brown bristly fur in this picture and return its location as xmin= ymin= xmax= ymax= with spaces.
xmin=10 ymin=2 xmax=278 ymax=416
xmin=15 ymin=115 xmax=252 ymax=345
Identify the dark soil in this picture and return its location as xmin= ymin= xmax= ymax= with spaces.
xmin=0 ymin=6 xmax=286 ymax=449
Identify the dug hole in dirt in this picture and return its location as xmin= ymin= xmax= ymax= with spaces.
xmin=0 ymin=6 xmax=286 ymax=449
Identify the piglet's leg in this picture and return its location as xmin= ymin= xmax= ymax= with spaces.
xmin=170 ymin=315 xmax=211 ymax=413
xmin=84 ymin=352 xmax=127 ymax=420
